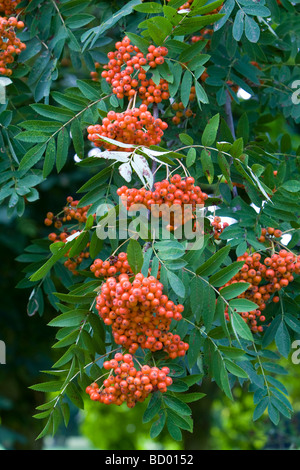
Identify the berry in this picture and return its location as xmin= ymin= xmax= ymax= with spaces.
xmin=96 ymin=272 xmax=189 ymax=358
xmin=0 ymin=16 xmax=26 ymax=76
xmin=117 ymin=175 xmax=208 ymax=231
xmin=87 ymin=105 xmax=168 ymax=151
xmin=86 ymin=353 xmax=173 ymax=407
xmin=100 ymin=36 xmax=170 ymax=105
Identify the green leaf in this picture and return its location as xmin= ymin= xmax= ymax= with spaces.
xmin=36 ymin=417 xmax=52 ymax=440
xmin=210 ymin=261 xmax=245 ymax=287
xmin=268 ymin=403 xmax=280 ymax=425
xmin=19 ymin=144 xmax=46 ymax=172
xmin=195 ymin=80 xmax=209 ymax=105
xmin=176 ymin=392 xmax=206 ymax=403
xmin=43 ymin=139 xmax=56 ymax=178
xmin=31 ymin=104 xmax=74 ymax=122
xmin=48 ymin=310 xmax=87 ymax=328
xmin=202 ymin=285 xmax=216 ymax=332
xmin=143 ymin=393 xmax=162 ymax=423
xmin=30 ymin=381 xmax=63 ymax=393
xmin=232 ymin=10 xmax=245 ymax=41
xmin=253 ymin=397 xmax=268 ymax=421
xmin=134 ymin=2 xmax=162 ymax=13
xmin=150 ymin=411 xmax=166 ymax=439
xmin=201 ymin=149 xmax=214 ymax=184
xmin=56 ymin=128 xmax=70 ymax=173
xmin=244 ymin=16 xmax=260 ymax=43
xmin=281 ymin=180 xmax=300 ymax=193
xmin=190 ymin=276 xmax=204 ymax=321
xmin=76 ymin=80 xmax=101 ymax=100
xmin=65 ymin=382 xmax=84 ymax=410
xmin=89 ymin=231 xmax=103 ymax=259
xmin=275 ymin=320 xmax=291 ymax=358
xmin=30 ymin=242 xmax=75 ymax=282
xmin=166 ymin=409 xmax=193 ymax=432
xmin=68 ymin=231 xmax=89 ymax=258
xmin=218 ymin=346 xmax=245 ymax=359
xmin=196 ymin=245 xmax=231 ymax=277
xmin=163 ymin=394 xmax=191 ymax=416
xmin=53 ymin=330 xmax=79 ymax=349
xmin=224 ymin=359 xmax=248 ymax=378
xmin=127 ymin=239 xmax=144 ymax=274
xmin=181 ymin=69 xmax=193 ymax=108
xmin=229 ymin=298 xmax=258 ymax=313
xmin=188 ymin=329 xmax=201 ymax=368
xmin=65 ymin=14 xmax=94 ymax=29
xmin=167 ymin=417 xmax=182 ymax=441
xmin=217 ymin=152 xmax=233 ymax=189
xmin=202 ymin=114 xmax=220 ymax=147
xmin=71 ymin=119 xmax=84 ymax=159
xmin=167 ymin=270 xmax=185 ymax=298
xmin=215 ymin=296 xmax=230 ymax=339
xmin=220 ymin=282 xmax=251 ymax=300
xmin=230 ymin=310 xmax=253 ymax=341
xmin=187 ymin=147 xmax=197 ymax=167
xmin=145 ymin=17 xmax=173 ymax=45
xmin=180 ymin=374 xmax=203 ymax=387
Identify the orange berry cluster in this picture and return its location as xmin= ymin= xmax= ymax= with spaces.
xmin=191 ymin=28 xmax=214 ymax=45
xmin=224 ymin=303 xmax=265 ymax=333
xmin=101 ymin=36 xmax=170 ymax=104
xmin=90 ymin=252 xmax=160 ymax=280
xmin=90 ymin=252 xmax=133 ymax=279
xmin=258 ymin=227 xmax=282 ymax=243
xmin=0 ymin=0 xmax=22 ymax=15
xmin=96 ymin=272 xmax=189 ymax=359
xmin=86 ymin=353 xmax=173 ymax=407
xmin=48 ymin=230 xmax=90 ymax=275
xmin=221 ymin=251 xmax=300 ymax=332
xmin=211 ymin=216 xmax=229 ymax=240
xmin=117 ymin=175 xmax=208 ymax=209
xmin=0 ymin=16 xmax=25 ymax=76
xmin=87 ymin=105 xmax=168 ymax=151
xmin=171 ymin=91 xmax=196 ymax=125
xmin=44 ymin=197 xmax=91 ymax=228
xmin=117 ymin=175 xmax=208 ymax=230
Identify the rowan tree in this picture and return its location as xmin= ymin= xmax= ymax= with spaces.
xmin=0 ymin=0 xmax=299 ymax=444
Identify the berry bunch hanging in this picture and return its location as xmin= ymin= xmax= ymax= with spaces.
xmin=258 ymin=226 xmax=282 ymax=243
xmin=90 ymin=252 xmax=133 ymax=279
xmin=0 ymin=16 xmax=26 ymax=76
xmin=171 ymin=89 xmax=196 ymax=125
xmin=87 ymin=104 xmax=168 ymax=151
xmin=86 ymin=353 xmax=173 ymax=407
xmin=96 ymin=272 xmax=189 ymax=359
xmin=101 ymin=36 xmax=170 ymax=104
xmin=44 ymin=196 xmax=91 ymax=228
xmin=0 ymin=0 xmax=23 ymax=15
xmin=211 ymin=216 xmax=229 ymax=240
xmin=117 ymin=174 xmax=208 ymax=231
xmin=220 ymin=251 xmax=300 ymax=332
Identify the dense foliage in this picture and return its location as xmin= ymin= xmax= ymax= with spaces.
xmin=1 ymin=0 xmax=300 ymax=444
